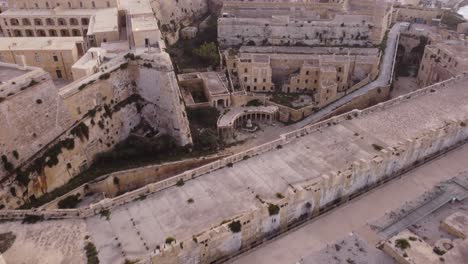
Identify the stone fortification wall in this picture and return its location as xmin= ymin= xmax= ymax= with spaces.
xmin=218 ymin=15 xmax=375 ymax=47
xmin=0 ymin=75 xmax=466 ymax=217
xmin=0 ymin=52 xmax=192 ymax=209
xmin=149 ymin=75 xmax=468 ymax=263
xmin=150 ymin=0 xmax=209 ymax=44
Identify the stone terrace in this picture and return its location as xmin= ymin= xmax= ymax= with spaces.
xmin=86 ymin=76 xmax=468 ymax=263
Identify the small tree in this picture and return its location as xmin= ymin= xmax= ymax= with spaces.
xmin=193 ymin=42 xmax=220 ymax=67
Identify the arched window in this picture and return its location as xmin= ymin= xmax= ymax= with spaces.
xmin=72 ymin=29 xmax=81 ymax=36
xmin=45 ymin=18 xmax=54 ymax=25
xmin=34 ymin=18 xmax=43 ymax=26
xmin=25 ymin=29 xmax=34 ymax=37
xmin=70 ymin=18 xmax=78 ymax=25
xmin=10 ymin=19 xmax=19 ymax=26
xmin=49 ymin=29 xmax=57 ymax=36
xmin=81 ymin=18 xmax=89 ymax=26
xmin=60 ymin=29 xmax=70 ymax=37
xmin=13 ymin=30 xmax=22 ymax=37
xmin=21 ymin=18 xmax=31 ymax=26
xmin=58 ymin=18 xmax=67 ymax=26
xmin=36 ymin=30 xmax=46 ymax=37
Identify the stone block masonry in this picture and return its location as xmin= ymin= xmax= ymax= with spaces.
xmin=0 ymin=51 xmax=192 ymax=209
xmin=1 ymin=74 xmax=468 ymax=263
xmin=149 ymin=75 xmax=468 ymax=263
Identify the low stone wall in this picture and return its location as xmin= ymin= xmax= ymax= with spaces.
xmin=1 ymin=77 xmax=467 ymax=264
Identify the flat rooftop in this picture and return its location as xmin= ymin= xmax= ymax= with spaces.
xmin=84 ymin=75 xmax=468 ymax=262
xmin=200 ymin=72 xmax=230 ymax=96
xmin=0 ymin=66 xmax=29 ymax=83
xmin=131 ymin=16 xmax=159 ymax=32
xmin=120 ymin=0 xmax=153 ymax=16
xmin=0 ymin=37 xmax=83 ymax=51
xmin=0 ymin=8 xmax=118 ymax=34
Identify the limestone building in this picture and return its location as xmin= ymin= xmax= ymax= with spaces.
xmin=417 ymin=40 xmax=468 ymax=87
xmin=178 ymin=71 xmax=231 ymax=108
xmin=225 ymin=46 xmax=380 ymax=107
xmin=0 ymin=2 xmax=119 ymax=47
xmin=0 ymin=37 xmax=85 ymax=80
xmin=218 ymin=0 xmax=393 ymax=47
xmin=6 ymin=0 xmax=119 ymax=9
xmin=393 ymin=4 xmax=444 ymax=25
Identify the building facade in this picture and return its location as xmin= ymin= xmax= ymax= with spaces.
xmin=0 ymin=6 xmax=119 ymax=47
xmin=417 ymin=41 xmax=468 ymax=87
xmin=0 ymin=37 xmax=85 ymax=80
xmin=218 ymin=0 xmax=392 ymax=48
xmin=225 ymin=46 xmax=380 ymax=107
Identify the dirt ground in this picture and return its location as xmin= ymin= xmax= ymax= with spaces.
xmin=391 ymin=77 xmax=420 ymax=98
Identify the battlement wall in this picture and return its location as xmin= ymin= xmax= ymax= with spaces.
xmin=1 ymin=74 xmax=466 ymax=217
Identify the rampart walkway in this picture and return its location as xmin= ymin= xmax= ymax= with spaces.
xmin=229 ymin=144 xmax=468 ymax=264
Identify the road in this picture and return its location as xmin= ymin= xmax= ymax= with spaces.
xmin=228 ymin=142 xmax=468 ymax=264
xmin=292 ymin=23 xmax=408 ymax=129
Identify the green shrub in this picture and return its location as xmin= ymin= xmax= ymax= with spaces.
xmin=228 ymin=220 xmax=242 ymax=233
xmin=84 ymin=242 xmax=99 ymax=264
xmin=22 ymin=214 xmax=44 ymax=224
xmin=268 ymin=204 xmax=280 ymax=216
xmin=176 ymin=179 xmax=184 ymax=187
xmin=246 ymin=100 xmax=263 ymax=107
xmin=100 ymin=209 xmax=111 ymax=220
xmin=57 ymin=194 xmax=81 ymax=209
xmin=165 ymin=237 xmax=175 ymax=244
xmin=395 ymin=238 xmax=410 ymax=250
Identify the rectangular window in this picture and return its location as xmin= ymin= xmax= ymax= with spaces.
xmin=56 ymin=70 xmax=63 ymax=79
xmin=53 ymin=55 xmax=58 ymax=62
